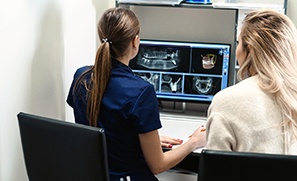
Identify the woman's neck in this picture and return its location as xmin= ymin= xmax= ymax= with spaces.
xmin=116 ymin=57 xmax=130 ymax=66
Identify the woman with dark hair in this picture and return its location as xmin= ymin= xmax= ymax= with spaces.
xmin=67 ymin=7 xmax=206 ymax=180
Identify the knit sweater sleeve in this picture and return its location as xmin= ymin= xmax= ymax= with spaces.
xmin=205 ymin=77 xmax=255 ymax=151
xmin=206 ymin=106 xmax=236 ymax=151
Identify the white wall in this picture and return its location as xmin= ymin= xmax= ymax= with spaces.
xmin=0 ymin=0 xmax=114 ymax=180
xmin=287 ymin=1 xmax=297 ymax=26
xmin=63 ymin=0 xmax=116 ymax=123
xmin=0 ymin=0 xmax=296 ymax=180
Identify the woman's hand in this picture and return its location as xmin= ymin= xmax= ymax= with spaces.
xmin=188 ymin=125 xmax=207 ymax=148
xmin=139 ymin=128 xmax=205 ymax=174
xmin=160 ymin=135 xmax=183 ymax=148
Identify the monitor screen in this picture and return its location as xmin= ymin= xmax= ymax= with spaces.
xmin=129 ymin=39 xmax=231 ymax=103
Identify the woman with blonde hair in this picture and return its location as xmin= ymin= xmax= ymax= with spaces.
xmin=67 ymin=7 xmax=206 ymax=180
xmin=206 ymin=9 xmax=297 ymax=154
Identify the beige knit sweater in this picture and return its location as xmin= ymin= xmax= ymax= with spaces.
xmin=206 ymin=76 xmax=297 ymax=155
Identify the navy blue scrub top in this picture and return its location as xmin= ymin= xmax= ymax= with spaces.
xmin=67 ymin=59 xmax=162 ymax=180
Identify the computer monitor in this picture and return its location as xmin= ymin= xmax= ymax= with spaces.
xmin=129 ymin=39 xmax=231 ymax=103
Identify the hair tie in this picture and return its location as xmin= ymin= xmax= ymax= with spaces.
xmin=102 ymin=38 xmax=112 ymax=44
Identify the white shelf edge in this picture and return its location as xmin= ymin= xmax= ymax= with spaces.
xmin=212 ymin=2 xmax=284 ymax=10
xmin=117 ymin=0 xmax=183 ymax=6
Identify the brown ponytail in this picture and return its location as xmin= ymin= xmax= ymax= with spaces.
xmin=85 ymin=7 xmax=140 ymax=127
xmin=88 ymin=42 xmax=111 ymax=126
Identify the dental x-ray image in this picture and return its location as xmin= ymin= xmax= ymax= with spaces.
xmin=134 ymin=72 xmax=160 ymax=92
xmin=129 ymin=40 xmax=231 ymax=103
xmin=161 ymin=74 xmax=182 ymax=93
xmin=184 ymin=76 xmax=221 ymax=95
xmin=130 ymin=43 xmax=190 ymax=73
xmin=191 ymin=47 xmax=225 ymax=75
xmin=138 ymin=47 xmax=179 ymax=70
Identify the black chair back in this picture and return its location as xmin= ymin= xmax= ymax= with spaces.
xmin=198 ymin=149 xmax=297 ymax=181
xmin=18 ymin=112 xmax=110 ymax=181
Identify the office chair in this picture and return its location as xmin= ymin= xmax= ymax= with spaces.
xmin=198 ymin=149 xmax=297 ymax=181
xmin=17 ymin=112 xmax=110 ymax=181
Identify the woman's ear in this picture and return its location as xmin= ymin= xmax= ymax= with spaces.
xmin=132 ymin=35 xmax=140 ymax=48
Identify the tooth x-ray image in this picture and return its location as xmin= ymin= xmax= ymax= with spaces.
xmin=191 ymin=47 xmax=225 ymax=75
xmin=138 ymin=47 xmax=180 ymax=70
xmin=161 ymin=74 xmax=182 ymax=93
xmin=201 ymin=54 xmax=217 ymax=69
xmin=134 ymin=72 xmax=160 ymax=92
xmin=130 ymin=43 xmax=190 ymax=73
xmin=129 ymin=40 xmax=231 ymax=103
xmin=184 ymin=76 xmax=222 ymax=95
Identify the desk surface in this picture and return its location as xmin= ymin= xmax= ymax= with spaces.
xmin=159 ymin=112 xmax=207 ymax=153
xmin=159 ymin=112 xmax=207 ymax=173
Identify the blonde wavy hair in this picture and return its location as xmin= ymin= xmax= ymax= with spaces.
xmin=238 ymin=9 xmax=297 ymax=139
